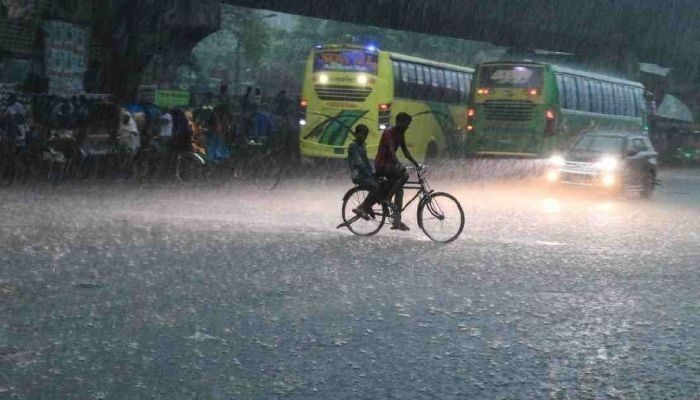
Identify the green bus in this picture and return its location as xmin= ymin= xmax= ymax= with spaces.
xmin=466 ymin=61 xmax=647 ymax=157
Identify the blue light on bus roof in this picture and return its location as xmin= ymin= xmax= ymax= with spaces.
xmin=315 ymin=44 xmax=323 ymax=49
xmin=366 ymin=45 xmax=378 ymax=52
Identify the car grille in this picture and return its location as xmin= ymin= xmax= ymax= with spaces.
xmin=314 ymin=85 xmax=372 ymax=102
xmin=561 ymin=172 xmax=594 ymax=185
xmin=562 ymin=161 xmax=598 ymax=173
xmin=484 ymin=100 xmax=535 ymax=121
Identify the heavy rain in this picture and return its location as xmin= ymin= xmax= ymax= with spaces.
xmin=1 ymin=1 xmax=699 ymax=399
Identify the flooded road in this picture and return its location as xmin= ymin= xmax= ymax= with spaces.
xmin=1 ymin=167 xmax=699 ymax=399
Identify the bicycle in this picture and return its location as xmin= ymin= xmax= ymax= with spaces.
xmin=338 ymin=166 xmax=465 ymax=243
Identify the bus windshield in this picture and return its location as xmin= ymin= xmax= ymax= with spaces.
xmin=478 ymin=65 xmax=544 ymax=88
xmin=313 ymin=50 xmax=378 ymax=74
xmin=571 ymin=135 xmax=625 ymax=154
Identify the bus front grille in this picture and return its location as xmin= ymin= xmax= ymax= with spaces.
xmin=314 ymin=85 xmax=372 ymax=102
xmin=484 ymin=100 xmax=535 ymax=121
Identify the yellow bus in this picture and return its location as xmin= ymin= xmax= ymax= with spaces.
xmin=299 ymin=44 xmax=474 ymax=161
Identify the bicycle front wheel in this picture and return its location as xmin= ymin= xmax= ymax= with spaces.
xmin=418 ymin=192 xmax=465 ymax=243
xmin=341 ymin=187 xmax=387 ymax=236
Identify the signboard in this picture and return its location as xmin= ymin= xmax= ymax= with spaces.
xmin=313 ymin=51 xmax=378 ymax=74
xmin=154 ymin=90 xmax=190 ymax=108
xmin=42 ymin=20 xmax=89 ymax=94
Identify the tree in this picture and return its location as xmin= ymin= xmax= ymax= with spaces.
xmin=184 ymin=5 xmax=272 ymax=93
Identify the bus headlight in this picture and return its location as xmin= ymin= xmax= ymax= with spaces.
xmin=548 ymin=155 xmax=565 ymax=167
xmin=378 ymin=124 xmax=387 ymax=130
xmin=318 ymin=74 xmax=329 ymax=85
xmin=299 ymin=119 xmax=307 ymax=126
xmin=595 ymin=156 xmax=618 ymax=171
xmin=356 ymin=74 xmax=368 ymax=85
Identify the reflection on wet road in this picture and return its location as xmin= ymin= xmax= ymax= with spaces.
xmin=1 ymin=168 xmax=698 ymax=399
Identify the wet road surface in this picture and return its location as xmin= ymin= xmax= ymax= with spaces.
xmin=1 ymin=167 xmax=699 ymax=399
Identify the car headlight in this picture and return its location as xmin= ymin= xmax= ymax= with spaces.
xmin=318 ymin=74 xmax=329 ymax=85
xmin=596 ymin=156 xmax=618 ymax=171
xmin=548 ymin=155 xmax=565 ymax=167
xmin=356 ymin=74 xmax=368 ymax=85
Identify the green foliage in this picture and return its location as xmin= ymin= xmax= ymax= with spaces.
xmin=179 ymin=5 xmax=499 ymax=93
xmin=221 ymin=6 xmax=271 ymax=67
xmin=186 ymin=5 xmax=272 ymax=89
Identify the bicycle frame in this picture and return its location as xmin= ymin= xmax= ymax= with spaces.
xmin=388 ymin=167 xmax=433 ymax=213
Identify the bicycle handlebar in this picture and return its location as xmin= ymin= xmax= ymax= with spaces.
xmin=406 ymin=164 xmax=427 ymax=175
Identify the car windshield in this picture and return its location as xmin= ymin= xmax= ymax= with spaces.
xmin=571 ymin=135 xmax=625 ymax=154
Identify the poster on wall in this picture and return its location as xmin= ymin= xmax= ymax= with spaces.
xmin=42 ymin=20 xmax=90 ymax=95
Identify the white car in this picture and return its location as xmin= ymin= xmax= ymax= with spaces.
xmin=546 ymin=132 xmax=658 ymax=198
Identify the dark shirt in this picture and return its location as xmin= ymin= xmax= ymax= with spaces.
xmin=375 ymin=126 xmax=408 ymax=170
xmin=347 ymin=140 xmax=374 ymax=182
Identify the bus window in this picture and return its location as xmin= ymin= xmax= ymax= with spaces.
xmin=556 ymin=74 xmax=566 ymax=107
xmin=406 ymin=63 xmax=418 ymax=98
xmin=564 ymin=76 xmax=578 ymax=110
xmin=455 ymin=72 xmax=464 ymax=103
xmin=420 ymin=65 xmax=432 ymax=100
xmin=392 ymin=61 xmax=404 ymax=98
xmin=479 ymin=65 xmax=544 ymax=88
xmin=626 ymin=87 xmax=637 ymax=116
xmin=429 ymin=67 xmax=440 ymax=102
xmin=400 ymin=61 xmax=410 ymax=96
xmin=633 ymin=88 xmax=645 ymax=117
xmin=602 ymin=83 xmax=615 ymax=115
xmin=415 ymin=63 xmax=425 ymax=100
xmin=457 ymin=72 xmax=465 ymax=103
xmin=623 ymin=87 xmax=632 ymax=116
xmin=444 ymin=70 xmax=456 ymax=103
xmin=590 ymin=81 xmax=603 ymax=113
xmin=436 ymin=68 xmax=447 ymax=102
xmin=613 ymin=85 xmax=625 ymax=116
xmin=576 ymin=78 xmax=591 ymax=112
xmin=464 ymin=73 xmax=472 ymax=98
xmin=620 ymin=87 xmax=630 ymax=116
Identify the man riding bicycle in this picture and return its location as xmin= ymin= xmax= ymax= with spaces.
xmin=375 ymin=112 xmax=420 ymax=231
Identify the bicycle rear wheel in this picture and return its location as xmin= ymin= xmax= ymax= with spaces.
xmin=418 ymin=192 xmax=464 ymax=243
xmin=341 ymin=187 xmax=387 ymax=236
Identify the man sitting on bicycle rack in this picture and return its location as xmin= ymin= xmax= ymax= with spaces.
xmin=347 ymin=124 xmax=381 ymax=220
xmin=375 ymin=112 xmax=421 ymax=231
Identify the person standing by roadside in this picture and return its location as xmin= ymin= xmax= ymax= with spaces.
xmin=5 ymin=94 xmax=27 ymax=148
xmin=239 ymin=86 xmax=254 ymax=141
xmin=75 ymin=95 xmax=90 ymax=145
xmin=252 ymin=87 xmax=262 ymax=109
